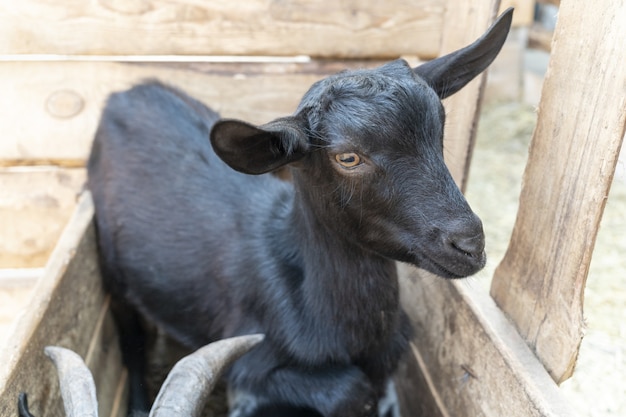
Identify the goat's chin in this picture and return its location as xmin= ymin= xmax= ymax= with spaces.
xmin=401 ymin=251 xmax=486 ymax=279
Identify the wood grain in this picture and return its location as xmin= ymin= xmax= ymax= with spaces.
xmin=538 ymin=0 xmax=560 ymax=5
xmin=0 ymin=168 xmax=86 ymax=268
xmin=398 ymin=264 xmax=578 ymax=417
xmin=0 ymin=194 xmax=125 ymax=417
xmin=528 ymin=23 xmax=554 ymax=51
xmin=439 ymin=0 xmax=501 ymax=190
xmin=500 ymin=0 xmax=534 ymax=27
xmin=85 ymin=296 xmax=127 ymax=417
xmin=490 ymin=0 xmax=626 ymax=383
xmin=394 ymin=342 xmax=447 ymax=417
xmin=0 ymin=0 xmax=443 ymax=59
xmin=0 ymin=60 xmax=369 ymax=164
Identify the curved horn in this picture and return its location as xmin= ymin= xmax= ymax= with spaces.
xmin=149 ymin=334 xmax=264 ymax=417
xmin=44 ymin=346 xmax=98 ymax=417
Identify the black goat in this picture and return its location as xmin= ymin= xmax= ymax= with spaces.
xmin=87 ymin=9 xmax=512 ymax=417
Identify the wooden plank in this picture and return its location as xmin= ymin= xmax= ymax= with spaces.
xmin=483 ymin=27 xmax=526 ymax=103
xmin=0 ymin=0 xmax=443 ymax=59
xmin=85 ymin=296 xmax=127 ymax=417
xmin=500 ymin=0 xmax=535 ymax=27
xmin=0 ymin=167 xmax=86 ymax=267
xmin=394 ymin=343 xmax=446 ymax=417
xmin=0 ymin=60 xmax=372 ymax=165
xmin=0 ymin=283 xmax=36 ymax=351
xmin=490 ymin=0 xmax=626 ymax=383
xmin=439 ymin=0 xmax=502 ymax=190
xmin=398 ymin=264 xmax=578 ymax=417
xmin=0 ymin=194 xmax=123 ymax=417
xmin=528 ymin=23 xmax=554 ymax=51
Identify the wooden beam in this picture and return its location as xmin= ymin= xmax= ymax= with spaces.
xmin=0 ymin=0 xmax=443 ymax=59
xmin=0 ymin=194 xmax=125 ymax=417
xmin=491 ymin=0 xmax=626 ymax=383
xmin=500 ymin=0 xmax=535 ymax=27
xmin=0 ymin=60 xmax=340 ymax=164
xmin=538 ymin=0 xmax=560 ymax=6
xmin=0 ymin=168 xmax=86 ymax=268
xmin=528 ymin=23 xmax=554 ymax=51
xmin=439 ymin=0 xmax=502 ymax=190
xmin=397 ymin=265 xmax=578 ymax=417
xmin=85 ymin=296 xmax=127 ymax=417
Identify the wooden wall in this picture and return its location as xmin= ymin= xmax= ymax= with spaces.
xmin=0 ymin=0 xmax=444 ymax=58
xmin=0 ymin=196 xmax=126 ymax=417
xmin=0 ymin=0 xmax=531 ymax=166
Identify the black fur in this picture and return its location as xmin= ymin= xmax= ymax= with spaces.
xmin=87 ymin=10 xmax=512 ymax=417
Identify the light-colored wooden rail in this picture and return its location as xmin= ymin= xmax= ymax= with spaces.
xmin=0 ymin=0 xmax=443 ymax=59
xmin=491 ymin=0 xmax=626 ymax=383
xmin=0 ymin=60 xmax=372 ymax=165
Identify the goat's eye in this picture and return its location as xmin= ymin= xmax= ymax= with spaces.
xmin=335 ymin=153 xmax=361 ymax=168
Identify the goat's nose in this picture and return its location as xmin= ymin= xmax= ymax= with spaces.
xmin=446 ymin=215 xmax=485 ymax=259
xmin=450 ymin=232 xmax=485 ymax=258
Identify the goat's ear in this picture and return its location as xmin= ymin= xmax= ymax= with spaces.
xmin=210 ymin=116 xmax=309 ymax=175
xmin=414 ymin=8 xmax=513 ymax=99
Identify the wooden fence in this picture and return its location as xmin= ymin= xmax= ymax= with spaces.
xmin=1 ymin=0 xmax=624 ymax=416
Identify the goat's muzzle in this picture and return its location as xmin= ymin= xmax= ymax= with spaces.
xmin=416 ymin=213 xmax=486 ymax=279
xmin=440 ymin=214 xmax=486 ymax=278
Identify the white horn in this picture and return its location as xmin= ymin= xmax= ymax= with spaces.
xmin=44 ymin=346 xmax=98 ymax=417
xmin=149 ymin=334 xmax=264 ymax=417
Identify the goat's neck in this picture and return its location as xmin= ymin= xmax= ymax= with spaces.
xmin=284 ymin=178 xmax=401 ymax=355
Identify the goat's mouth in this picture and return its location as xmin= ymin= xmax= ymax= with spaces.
xmin=414 ymin=251 xmax=486 ymax=279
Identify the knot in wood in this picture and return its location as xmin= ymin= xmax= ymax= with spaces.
xmin=45 ymin=90 xmax=84 ymax=119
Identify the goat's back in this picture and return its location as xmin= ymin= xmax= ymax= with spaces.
xmin=87 ymin=81 xmax=289 ymax=346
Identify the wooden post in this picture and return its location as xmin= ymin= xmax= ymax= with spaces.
xmin=440 ymin=0 xmax=502 ymax=190
xmin=442 ymin=0 xmax=535 ymax=187
xmin=490 ymin=0 xmax=626 ymax=383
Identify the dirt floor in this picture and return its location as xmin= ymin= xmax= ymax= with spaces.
xmin=468 ymin=101 xmax=626 ymax=417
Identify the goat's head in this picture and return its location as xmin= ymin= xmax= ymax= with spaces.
xmin=20 ymin=335 xmax=264 ymax=417
xmin=211 ymin=10 xmax=513 ymax=279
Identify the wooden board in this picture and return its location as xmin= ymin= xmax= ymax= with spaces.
xmin=490 ymin=0 xmax=626 ymax=383
xmin=529 ymin=23 xmax=554 ymax=51
xmin=0 ymin=194 xmax=126 ymax=417
xmin=483 ymin=27 xmax=526 ymax=103
xmin=500 ymin=0 xmax=535 ymax=27
xmin=0 ymin=60 xmax=376 ymax=165
xmin=398 ymin=264 xmax=578 ymax=417
xmin=0 ymin=0 xmax=443 ymax=59
xmin=0 ymin=167 xmax=86 ymax=268
xmin=439 ymin=0 xmax=501 ymax=191
xmin=394 ymin=340 xmax=447 ymax=417
xmin=86 ymin=297 xmax=127 ymax=417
